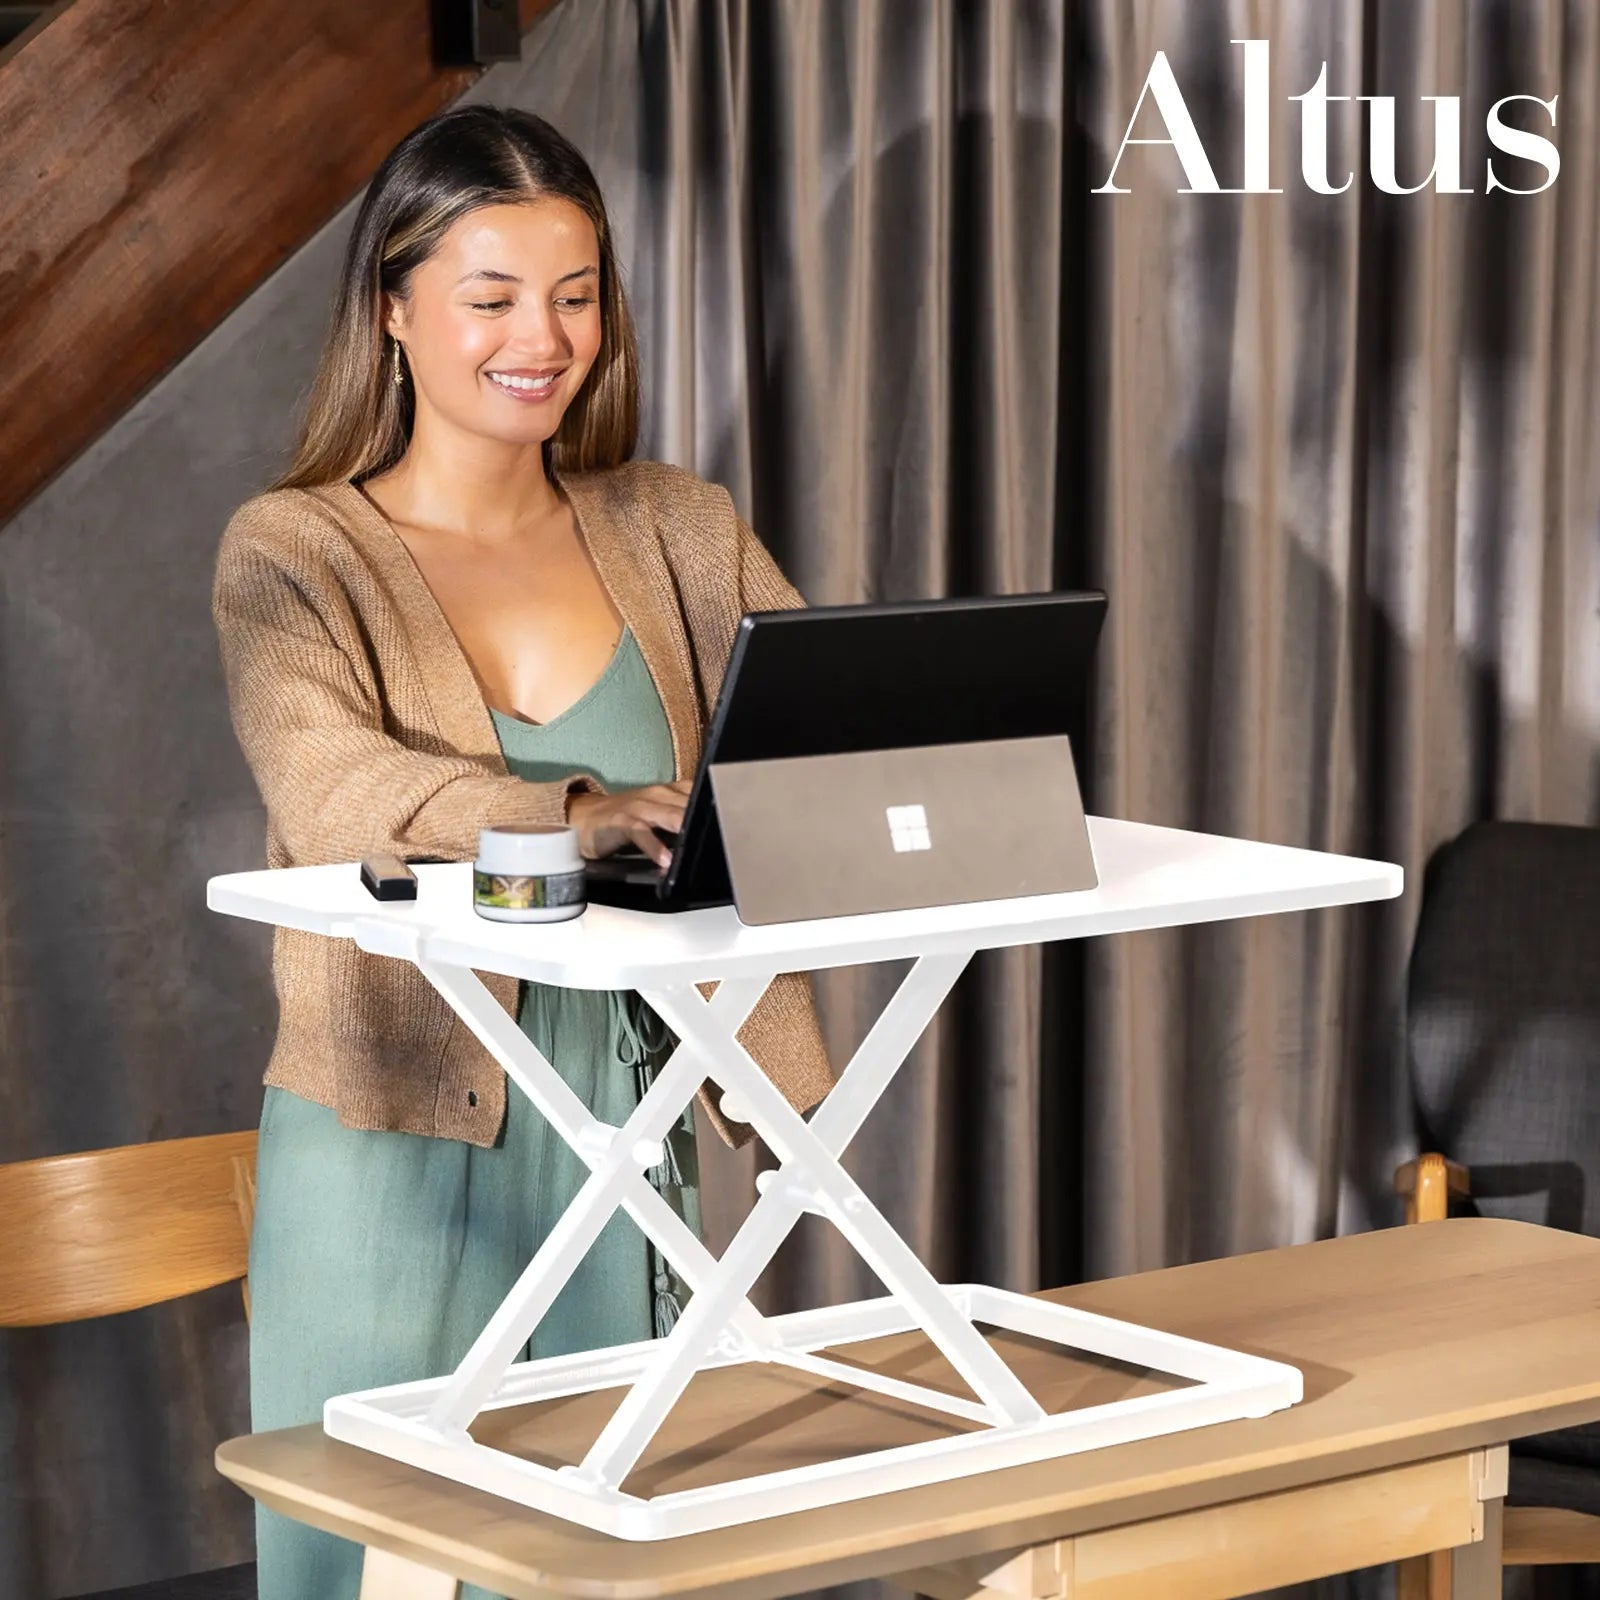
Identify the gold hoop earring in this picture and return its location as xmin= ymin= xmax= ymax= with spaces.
xmin=391 ymin=338 xmax=404 ymax=387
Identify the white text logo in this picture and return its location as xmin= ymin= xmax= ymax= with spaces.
xmin=1095 ymin=38 xmax=1559 ymax=197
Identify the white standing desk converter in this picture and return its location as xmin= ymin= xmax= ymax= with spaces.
xmin=207 ymin=815 xmax=1402 ymax=1541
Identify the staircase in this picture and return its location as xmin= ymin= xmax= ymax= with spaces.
xmin=0 ymin=4 xmax=53 ymax=50
xmin=0 ymin=0 xmax=560 ymax=532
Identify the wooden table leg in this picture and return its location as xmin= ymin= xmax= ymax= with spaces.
xmin=1449 ymin=1495 xmax=1504 ymax=1600
xmin=1397 ymin=1446 xmax=1507 ymax=1600
xmin=1396 ymin=1550 xmax=1451 ymax=1600
xmin=358 ymin=1545 xmax=461 ymax=1599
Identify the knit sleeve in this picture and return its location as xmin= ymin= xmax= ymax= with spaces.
xmin=733 ymin=513 xmax=807 ymax=616
xmin=211 ymin=518 xmax=604 ymax=867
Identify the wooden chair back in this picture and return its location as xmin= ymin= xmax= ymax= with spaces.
xmin=0 ymin=1130 xmax=257 ymax=1327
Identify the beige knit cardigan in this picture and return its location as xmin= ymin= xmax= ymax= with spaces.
xmin=211 ymin=459 xmax=835 ymax=1148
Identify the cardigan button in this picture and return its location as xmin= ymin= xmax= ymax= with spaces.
xmin=468 ymin=1090 xmax=479 ymax=1107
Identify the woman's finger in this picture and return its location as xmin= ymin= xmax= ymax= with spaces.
xmin=622 ymin=798 xmax=687 ymax=832
xmin=627 ymin=819 xmax=672 ymax=868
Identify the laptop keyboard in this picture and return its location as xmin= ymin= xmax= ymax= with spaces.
xmin=587 ymin=853 xmax=665 ymax=884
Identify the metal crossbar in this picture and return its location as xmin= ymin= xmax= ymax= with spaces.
xmin=418 ymin=951 xmax=1023 ymax=1446
xmin=417 ymin=966 xmax=773 ymax=1432
xmin=572 ymin=957 xmax=1044 ymax=1489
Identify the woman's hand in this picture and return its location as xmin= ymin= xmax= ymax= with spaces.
xmin=566 ymin=780 xmax=691 ymax=868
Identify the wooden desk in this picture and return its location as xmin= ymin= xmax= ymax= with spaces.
xmin=216 ymin=1218 xmax=1600 ymax=1600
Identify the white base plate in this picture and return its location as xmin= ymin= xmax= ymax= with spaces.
xmin=324 ymin=1285 xmax=1302 ymax=1541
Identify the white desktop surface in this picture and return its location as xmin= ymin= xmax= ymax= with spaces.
xmin=205 ymin=815 xmax=1401 ymax=990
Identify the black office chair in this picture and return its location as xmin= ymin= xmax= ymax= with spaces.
xmin=1395 ymin=820 xmax=1600 ymax=1599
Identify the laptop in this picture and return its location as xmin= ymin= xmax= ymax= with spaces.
xmin=583 ymin=589 xmax=1108 ymax=914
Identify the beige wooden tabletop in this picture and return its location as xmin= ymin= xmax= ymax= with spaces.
xmin=215 ymin=1218 xmax=1600 ymax=1600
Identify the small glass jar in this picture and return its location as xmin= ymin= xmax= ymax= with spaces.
xmin=473 ymin=824 xmax=586 ymax=922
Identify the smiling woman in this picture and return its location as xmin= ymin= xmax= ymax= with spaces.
xmin=365 ymin=192 xmax=629 ymax=730
xmin=212 ymin=105 xmax=833 ymax=1600
xmin=275 ymin=105 xmax=637 ymax=491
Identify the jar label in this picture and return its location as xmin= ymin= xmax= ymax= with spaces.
xmin=473 ymin=867 xmax=586 ymax=911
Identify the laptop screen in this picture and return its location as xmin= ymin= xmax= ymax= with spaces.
xmin=665 ymin=590 xmax=1107 ymax=908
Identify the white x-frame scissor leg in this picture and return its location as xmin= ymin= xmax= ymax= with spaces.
xmin=325 ymin=922 xmax=1303 ymax=1539
xmin=415 ymin=946 xmax=1044 ymax=1459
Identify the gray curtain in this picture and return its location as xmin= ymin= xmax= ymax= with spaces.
xmin=1081 ymin=0 xmax=1600 ymax=1293
xmin=2 ymin=1 xmax=1597 ymax=1596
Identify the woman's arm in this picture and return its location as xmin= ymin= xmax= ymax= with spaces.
xmin=212 ymin=525 xmax=604 ymax=867
xmin=733 ymin=514 xmax=806 ymax=615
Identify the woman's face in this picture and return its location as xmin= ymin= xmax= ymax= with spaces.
xmin=385 ymin=198 xmax=603 ymax=450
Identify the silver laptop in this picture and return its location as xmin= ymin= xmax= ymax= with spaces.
xmin=707 ymin=734 xmax=1096 ymax=925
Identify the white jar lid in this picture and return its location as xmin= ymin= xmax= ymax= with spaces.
xmin=477 ymin=823 xmax=583 ymax=875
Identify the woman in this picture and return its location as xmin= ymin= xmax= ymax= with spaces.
xmin=211 ymin=104 xmax=833 ymax=1599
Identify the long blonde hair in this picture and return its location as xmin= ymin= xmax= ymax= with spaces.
xmin=273 ymin=105 xmax=639 ymax=490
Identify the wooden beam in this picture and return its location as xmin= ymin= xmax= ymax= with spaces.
xmin=893 ymin=1450 xmax=1505 ymax=1600
xmin=359 ymin=1547 xmax=461 ymax=1599
xmin=0 ymin=1 xmax=67 ymax=63
xmin=0 ymin=0 xmax=559 ymax=529
xmin=1503 ymin=1505 xmax=1600 ymax=1565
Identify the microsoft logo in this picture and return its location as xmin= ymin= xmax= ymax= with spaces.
xmin=886 ymin=804 xmax=932 ymax=853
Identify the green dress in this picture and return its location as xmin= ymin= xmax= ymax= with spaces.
xmin=248 ymin=627 xmax=700 ymax=1600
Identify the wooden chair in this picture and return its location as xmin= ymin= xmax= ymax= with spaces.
xmin=1396 ymin=1156 xmax=1600 ymax=1595
xmin=0 ymin=1130 xmax=259 ymax=1598
xmin=1393 ymin=821 xmax=1600 ymax=1599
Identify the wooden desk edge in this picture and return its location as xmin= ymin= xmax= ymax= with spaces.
xmin=214 ymin=1397 xmax=1600 ymax=1600
xmin=214 ymin=1223 xmax=1600 ymax=1599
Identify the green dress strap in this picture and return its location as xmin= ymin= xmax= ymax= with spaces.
xmin=487 ymin=624 xmax=674 ymax=790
